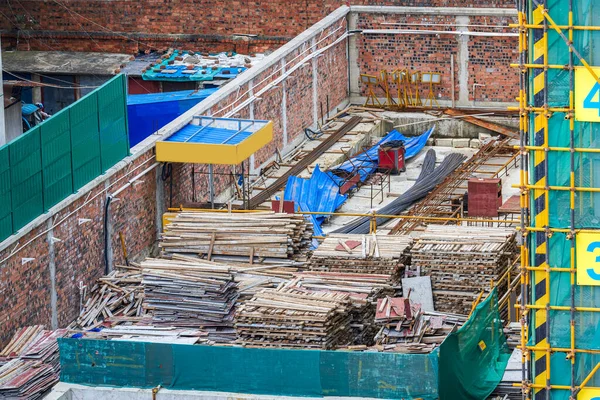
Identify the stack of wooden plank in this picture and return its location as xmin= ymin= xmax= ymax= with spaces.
xmin=76 ymin=326 xmax=210 ymax=345
xmin=373 ymin=297 xmax=466 ymax=353
xmin=410 ymin=226 xmax=517 ymax=315
xmin=286 ymin=271 xmax=394 ymax=344
xmin=0 ymin=326 xmax=68 ymax=399
xmin=73 ymin=266 xmax=146 ymax=329
xmin=141 ymin=257 xmax=238 ymax=343
xmin=309 ymin=234 xmax=412 ymax=280
xmin=235 ymin=288 xmax=352 ymax=349
xmin=160 ymin=212 xmax=313 ymax=262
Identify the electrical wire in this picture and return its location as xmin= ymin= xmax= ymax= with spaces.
xmin=2 ymin=70 xmax=102 ymax=89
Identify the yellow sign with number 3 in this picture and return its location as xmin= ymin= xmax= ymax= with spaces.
xmin=575 ymin=66 xmax=600 ymax=122
xmin=576 ymin=232 xmax=600 ymax=286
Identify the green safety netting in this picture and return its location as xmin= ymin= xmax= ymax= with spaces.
xmin=528 ymin=0 xmax=600 ymax=398
xmin=438 ymin=288 xmax=511 ymax=400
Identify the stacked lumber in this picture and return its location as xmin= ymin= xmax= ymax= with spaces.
xmin=287 ymin=271 xmax=394 ymax=344
xmin=160 ymin=212 xmax=313 ymax=261
xmin=0 ymin=326 xmax=44 ymax=360
xmin=373 ymin=297 xmax=466 ymax=353
xmin=76 ymin=326 xmax=210 ymax=345
xmin=309 ymin=234 xmax=412 ymax=279
xmin=235 ymin=288 xmax=352 ymax=349
xmin=74 ymin=266 xmax=146 ymax=329
xmin=141 ymin=258 xmax=238 ymax=343
xmin=0 ymin=327 xmax=68 ymax=399
xmin=410 ymin=226 xmax=517 ymax=315
xmin=503 ymin=322 xmax=521 ymax=349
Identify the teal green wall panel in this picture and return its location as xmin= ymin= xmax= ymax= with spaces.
xmin=58 ymin=339 xmax=440 ymax=400
xmin=41 ymin=110 xmax=73 ymax=209
xmin=70 ymin=94 xmax=101 ymax=190
xmin=9 ymin=128 xmax=44 ymax=231
xmin=98 ymin=76 xmax=129 ymax=171
xmin=0 ymin=74 xmax=129 ymax=243
xmin=0 ymin=145 xmax=12 ymax=242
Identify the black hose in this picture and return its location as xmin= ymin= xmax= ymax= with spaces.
xmin=103 ymin=195 xmax=113 ymax=275
xmin=332 ymin=150 xmax=467 ymax=235
xmin=304 ymin=127 xmax=323 ymax=141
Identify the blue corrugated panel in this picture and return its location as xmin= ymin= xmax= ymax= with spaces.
xmin=127 ymin=88 xmax=217 ymax=148
xmin=70 ymin=93 xmax=101 ymax=190
xmin=283 ymin=165 xmax=347 ymax=238
xmin=98 ymin=75 xmax=129 ymax=171
xmin=10 ymin=127 xmax=44 ymax=231
xmin=0 ymin=145 xmax=13 ymax=242
xmin=165 ymin=125 xmax=254 ymax=145
xmin=41 ymin=110 xmax=73 ymax=209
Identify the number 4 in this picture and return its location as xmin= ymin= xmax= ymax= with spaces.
xmin=583 ymin=81 xmax=600 ymax=116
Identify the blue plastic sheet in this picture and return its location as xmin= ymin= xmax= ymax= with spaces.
xmin=283 ymin=165 xmax=346 ymax=237
xmin=284 ymin=127 xmax=434 ymax=239
xmin=329 ymin=126 xmax=435 ymax=183
xmin=127 ymin=88 xmax=217 ymax=147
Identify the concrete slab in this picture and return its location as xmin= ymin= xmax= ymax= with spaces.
xmin=435 ymin=138 xmax=453 ymax=147
xmin=470 ymin=139 xmax=482 ymax=148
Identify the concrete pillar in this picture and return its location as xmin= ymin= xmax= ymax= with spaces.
xmin=248 ymin=79 xmax=256 ymax=176
xmin=281 ymin=59 xmax=288 ymax=146
xmin=456 ymin=15 xmax=470 ymax=107
xmin=311 ymin=37 xmax=318 ymax=126
xmin=46 ymin=220 xmax=58 ymax=329
xmin=347 ymin=12 xmax=360 ymax=98
xmin=0 ymin=40 xmax=6 ymax=146
xmin=31 ymin=74 xmax=42 ymax=105
xmin=155 ymin=166 xmax=165 ymax=238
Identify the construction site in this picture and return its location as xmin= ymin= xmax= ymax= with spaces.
xmin=0 ymin=0 xmax=598 ymax=399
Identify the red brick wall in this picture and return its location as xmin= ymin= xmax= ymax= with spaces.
xmin=354 ymin=12 xmax=518 ymax=104
xmin=0 ymin=151 xmax=159 ymax=345
xmin=1 ymin=1 xmax=514 ymax=53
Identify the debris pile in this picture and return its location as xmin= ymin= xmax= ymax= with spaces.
xmin=161 ymin=212 xmax=313 ymax=262
xmin=74 ymin=266 xmax=146 ymax=329
xmin=235 ymin=288 xmax=352 ymax=349
xmin=410 ymin=226 xmax=517 ymax=315
xmin=373 ymin=297 xmax=466 ymax=353
xmin=308 ymin=234 xmax=412 ymax=279
xmin=142 ymin=257 xmax=238 ymax=343
xmin=0 ymin=326 xmax=67 ymax=399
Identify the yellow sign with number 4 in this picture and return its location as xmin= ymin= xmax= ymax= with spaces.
xmin=575 ymin=66 xmax=600 ymax=122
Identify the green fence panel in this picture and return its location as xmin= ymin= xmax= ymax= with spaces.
xmin=41 ymin=109 xmax=73 ymax=209
xmin=9 ymin=127 xmax=44 ymax=231
xmin=98 ymin=75 xmax=129 ymax=172
xmin=0 ymin=145 xmax=12 ymax=242
xmin=58 ymin=339 xmax=440 ymax=399
xmin=70 ymin=93 xmax=101 ymax=190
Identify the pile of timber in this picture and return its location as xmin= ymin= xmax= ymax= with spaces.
xmin=503 ymin=322 xmax=521 ymax=349
xmin=287 ymin=271 xmax=394 ymax=345
xmin=373 ymin=297 xmax=466 ymax=353
xmin=308 ymin=234 xmax=412 ymax=279
xmin=160 ymin=212 xmax=313 ymax=262
xmin=73 ymin=266 xmax=146 ymax=329
xmin=141 ymin=257 xmax=238 ymax=343
xmin=0 ymin=326 xmax=67 ymax=399
xmin=410 ymin=226 xmax=517 ymax=315
xmin=76 ymin=326 xmax=210 ymax=345
xmin=235 ymin=287 xmax=352 ymax=349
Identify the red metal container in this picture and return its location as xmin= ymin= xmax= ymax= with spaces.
xmin=467 ymin=178 xmax=502 ymax=217
xmin=378 ymin=145 xmax=406 ymax=174
xmin=271 ymin=200 xmax=295 ymax=214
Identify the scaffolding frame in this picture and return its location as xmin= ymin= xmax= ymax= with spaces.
xmin=515 ymin=0 xmax=600 ymax=398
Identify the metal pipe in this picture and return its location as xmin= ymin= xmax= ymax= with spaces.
xmin=361 ymin=28 xmax=519 ymax=37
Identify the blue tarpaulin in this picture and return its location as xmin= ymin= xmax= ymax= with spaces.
xmin=283 ymin=127 xmax=434 ymax=239
xmin=283 ymin=165 xmax=347 ymax=237
xmin=127 ymin=88 xmax=217 ymax=148
xmin=329 ymin=126 xmax=435 ymax=182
